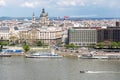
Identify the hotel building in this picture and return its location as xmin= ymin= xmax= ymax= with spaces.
xmin=68 ymin=27 xmax=97 ymax=46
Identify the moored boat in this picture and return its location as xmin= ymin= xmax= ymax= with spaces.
xmin=25 ymin=52 xmax=62 ymax=58
xmin=0 ymin=52 xmax=11 ymax=57
xmin=25 ymin=49 xmax=62 ymax=58
xmin=0 ymin=54 xmax=11 ymax=57
xmin=78 ymin=53 xmax=120 ymax=59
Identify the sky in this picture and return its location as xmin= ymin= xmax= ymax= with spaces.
xmin=0 ymin=0 xmax=120 ymax=17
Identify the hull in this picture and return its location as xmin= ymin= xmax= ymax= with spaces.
xmin=0 ymin=54 xmax=11 ymax=57
xmin=25 ymin=51 xmax=63 ymax=58
xmin=25 ymin=55 xmax=62 ymax=58
xmin=78 ymin=55 xmax=120 ymax=59
xmin=80 ymin=56 xmax=108 ymax=59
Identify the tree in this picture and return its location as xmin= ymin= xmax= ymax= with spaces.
xmin=97 ymin=42 xmax=104 ymax=49
xmin=110 ymin=42 xmax=118 ymax=48
xmin=74 ymin=46 xmax=80 ymax=49
xmin=64 ymin=43 xmax=75 ymax=49
xmin=64 ymin=44 xmax=69 ymax=49
xmin=93 ymin=45 xmax=98 ymax=49
xmin=69 ymin=43 xmax=75 ymax=49
xmin=118 ymin=42 xmax=120 ymax=48
xmin=0 ymin=41 xmax=8 ymax=51
xmin=9 ymin=36 xmax=18 ymax=45
xmin=22 ymin=45 xmax=30 ymax=53
xmin=37 ymin=41 xmax=43 ymax=47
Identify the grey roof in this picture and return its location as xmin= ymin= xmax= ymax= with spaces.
xmin=0 ymin=27 xmax=10 ymax=30
xmin=30 ymin=23 xmax=40 ymax=28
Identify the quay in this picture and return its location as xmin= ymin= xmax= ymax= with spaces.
xmin=1 ymin=46 xmax=120 ymax=59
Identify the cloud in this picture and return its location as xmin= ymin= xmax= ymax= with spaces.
xmin=20 ymin=0 xmax=54 ymax=8
xmin=57 ymin=1 xmax=75 ymax=6
xmin=1 ymin=0 xmax=120 ymax=17
xmin=90 ymin=0 xmax=120 ymax=8
xmin=56 ymin=0 xmax=120 ymax=9
xmin=21 ymin=1 xmax=39 ymax=8
xmin=2 ymin=0 xmax=120 ymax=9
xmin=56 ymin=0 xmax=85 ymax=7
xmin=0 ymin=0 xmax=6 ymax=6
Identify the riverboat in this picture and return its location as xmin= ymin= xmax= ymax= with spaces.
xmin=78 ymin=51 xmax=120 ymax=59
xmin=25 ymin=52 xmax=62 ymax=58
xmin=25 ymin=49 xmax=62 ymax=58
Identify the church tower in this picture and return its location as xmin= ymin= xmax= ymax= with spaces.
xmin=39 ymin=8 xmax=49 ymax=26
xmin=32 ymin=12 xmax=36 ymax=24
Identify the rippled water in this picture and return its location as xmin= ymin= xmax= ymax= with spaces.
xmin=0 ymin=57 xmax=120 ymax=80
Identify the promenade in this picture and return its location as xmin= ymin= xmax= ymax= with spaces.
xmin=1 ymin=46 xmax=120 ymax=58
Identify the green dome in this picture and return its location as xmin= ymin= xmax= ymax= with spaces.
xmin=40 ymin=8 xmax=48 ymax=17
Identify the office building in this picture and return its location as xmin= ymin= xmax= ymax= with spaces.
xmin=97 ymin=22 xmax=120 ymax=42
xmin=68 ymin=27 xmax=97 ymax=46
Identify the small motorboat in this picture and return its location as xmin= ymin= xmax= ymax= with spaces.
xmin=80 ymin=71 xmax=86 ymax=73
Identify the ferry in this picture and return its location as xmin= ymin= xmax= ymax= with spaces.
xmin=25 ymin=52 xmax=62 ymax=58
xmin=78 ymin=53 xmax=120 ymax=59
xmin=25 ymin=49 xmax=62 ymax=58
xmin=78 ymin=55 xmax=108 ymax=59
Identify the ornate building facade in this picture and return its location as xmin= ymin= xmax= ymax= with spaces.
xmin=18 ymin=9 xmax=63 ymax=45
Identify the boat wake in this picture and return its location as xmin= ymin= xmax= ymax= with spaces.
xmin=87 ymin=71 xmax=120 ymax=73
xmin=80 ymin=71 xmax=120 ymax=73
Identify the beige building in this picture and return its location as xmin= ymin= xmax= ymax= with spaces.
xmin=0 ymin=27 xmax=10 ymax=40
xmin=0 ymin=9 xmax=63 ymax=45
xmin=18 ymin=9 xmax=63 ymax=45
xmin=0 ymin=22 xmax=19 ymax=41
xmin=18 ymin=27 xmax=63 ymax=45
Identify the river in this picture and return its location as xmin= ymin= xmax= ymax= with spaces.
xmin=0 ymin=57 xmax=120 ymax=80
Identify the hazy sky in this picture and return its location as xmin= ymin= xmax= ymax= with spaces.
xmin=0 ymin=0 xmax=120 ymax=17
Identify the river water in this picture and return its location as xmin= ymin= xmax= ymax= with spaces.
xmin=0 ymin=57 xmax=120 ymax=80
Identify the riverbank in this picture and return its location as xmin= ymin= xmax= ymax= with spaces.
xmin=56 ymin=49 xmax=120 ymax=58
xmin=2 ymin=46 xmax=120 ymax=59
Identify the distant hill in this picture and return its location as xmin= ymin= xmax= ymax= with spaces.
xmin=0 ymin=16 xmax=120 ymax=21
xmin=0 ymin=17 xmax=32 ymax=20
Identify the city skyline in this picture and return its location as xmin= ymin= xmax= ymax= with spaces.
xmin=0 ymin=0 xmax=120 ymax=17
